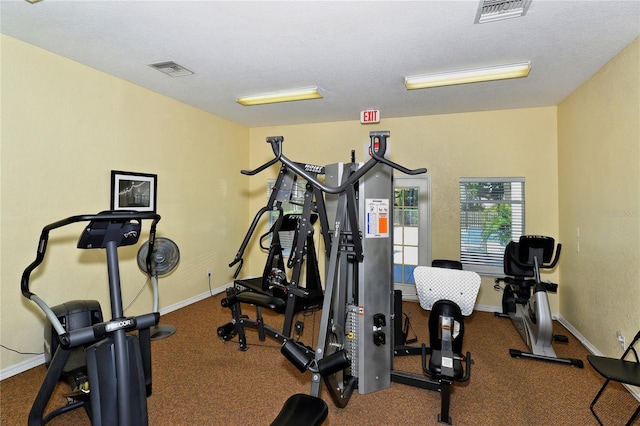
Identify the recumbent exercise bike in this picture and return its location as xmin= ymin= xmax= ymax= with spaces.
xmin=494 ymin=235 xmax=583 ymax=367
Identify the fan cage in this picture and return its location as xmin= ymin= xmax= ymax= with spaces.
xmin=137 ymin=237 xmax=180 ymax=277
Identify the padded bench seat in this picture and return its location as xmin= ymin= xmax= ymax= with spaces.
xmin=271 ymin=394 xmax=328 ymax=426
xmin=234 ymin=277 xmax=324 ymax=312
xmin=221 ymin=290 xmax=286 ymax=312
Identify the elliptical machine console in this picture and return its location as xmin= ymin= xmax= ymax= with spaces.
xmin=495 ymin=235 xmax=583 ymax=367
xmin=22 ymin=210 xmax=162 ymax=425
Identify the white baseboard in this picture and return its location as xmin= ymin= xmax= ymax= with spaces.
xmin=1 ymin=282 xmax=234 ymax=381
xmin=158 ymin=282 xmax=232 ymax=316
xmin=474 ymin=304 xmax=501 ymax=313
xmin=0 ymin=354 xmax=46 ymax=381
xmin=556 ymin=315 xmax=600 ymax=355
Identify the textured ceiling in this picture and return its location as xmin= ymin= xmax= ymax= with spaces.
xmin=2 ymin=0 xmax=639 ymax=127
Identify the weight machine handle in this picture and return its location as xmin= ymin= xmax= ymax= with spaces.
xmin=240 ymin=131 xmax=427 ymax=194
xmin=21 ymin=211 xmax=161 ymax=337
xmin=241 ymin=155 xmax=281 ymax=176
xmin=228 ymin=206 xmax=271 ymax=274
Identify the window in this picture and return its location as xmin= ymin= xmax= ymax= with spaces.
xmin=394 ymin=176 xmax=431 ymax=297
xmin=459 ymin=178 xmax=524 ymax=275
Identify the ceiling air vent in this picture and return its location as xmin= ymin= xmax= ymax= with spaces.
xmin=475 ymin=0 xmax=533 ymax=24
xmin=149 ymin=61 xmax=194 ymax=77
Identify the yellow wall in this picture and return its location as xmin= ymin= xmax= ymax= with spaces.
xmin=558 ymin=38 xmax=640 ymax=357
xmin=247 ymin=106 xmax=559 ymax=309
xmin=0 ymin=35 xmax=249 ymax=370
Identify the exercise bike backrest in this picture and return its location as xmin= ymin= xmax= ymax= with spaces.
xmin=21 ymin=210 xmax=161 ymax=348
xmin=504 ymin=235 xmax=561 ymax=279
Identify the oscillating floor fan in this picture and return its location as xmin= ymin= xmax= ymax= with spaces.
xmin=137 ymin=237 xmax=180 ymax=340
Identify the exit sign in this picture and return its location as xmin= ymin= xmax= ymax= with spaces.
xmin=360 ymin=109 xmax=380 ymax=124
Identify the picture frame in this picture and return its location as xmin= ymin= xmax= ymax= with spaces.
xmin=110 ymin=170 xmax=157 ymax=212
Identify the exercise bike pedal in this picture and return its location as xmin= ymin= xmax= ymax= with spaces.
xmin=552 ymin=334 xmax=569 ymax=343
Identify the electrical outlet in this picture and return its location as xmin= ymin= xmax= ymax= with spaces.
xmin=617 ymin=331 xmax=626 ymax=350
xmin=207 ymin=269 xmax=211 ymax=278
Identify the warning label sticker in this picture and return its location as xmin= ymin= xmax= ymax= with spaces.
xmin=365 ymin=198 xmax=389 ymax=238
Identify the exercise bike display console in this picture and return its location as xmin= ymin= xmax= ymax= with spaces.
xmin=21 ymin=210 xmax=163 ymax=425
xmin=495 ymin=235 xmax=584 ymax=368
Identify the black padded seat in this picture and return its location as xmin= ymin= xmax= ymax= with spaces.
xmin=221 ymin=291 xmax=286 ymax=312
xmin=270 ymin=393 xmax=328 ymax=426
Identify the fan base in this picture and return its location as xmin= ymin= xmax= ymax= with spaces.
xmin=150 ymin=324 xmax=176 ymax=341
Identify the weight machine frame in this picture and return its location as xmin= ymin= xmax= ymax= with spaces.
xmin=221 ymin=161 xmax=329 ymax=349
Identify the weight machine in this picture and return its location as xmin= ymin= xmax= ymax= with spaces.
xmin=219 ymin=160 xmax=327 ymax=349
xmin=221 ymin=131 xmax=476 ymax=424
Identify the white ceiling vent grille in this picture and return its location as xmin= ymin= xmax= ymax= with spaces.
xmin=475 ymin=0 xmax=533 ymax=24
xmin=149 ymin=61 xmax=194 ymax=77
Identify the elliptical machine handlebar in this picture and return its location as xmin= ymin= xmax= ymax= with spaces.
xmin=241 ymin=131 xmax=427 ymax=195
xmin=21 ymin=210 xmax=161 ymax=340
xmin=58 ymin=312 xmax=160 ymax=349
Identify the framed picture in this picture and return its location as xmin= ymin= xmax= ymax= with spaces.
xmin=110 ymin=170 xmax=157 ymax=212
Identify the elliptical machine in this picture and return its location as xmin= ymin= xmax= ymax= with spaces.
xmin=21 ymin=210 xmax=162 ymax=425
xmin=494 ymin=235 xmax=583 ymax=367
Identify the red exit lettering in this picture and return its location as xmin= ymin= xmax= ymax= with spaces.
xmin=360 ymin=110 xmax=380 ymax=124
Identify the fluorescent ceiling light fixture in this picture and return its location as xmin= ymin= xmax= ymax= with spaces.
xmin=236 ymin=87 xmax=322 ymax=106
xmin=404 ymin=62 xmax=531 ymax=90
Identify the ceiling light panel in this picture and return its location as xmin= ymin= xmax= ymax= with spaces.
xmin=404 ymin=62 xmax=531 ymax=90
xmin=236 ymin=87 xmax=322 ymax=106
